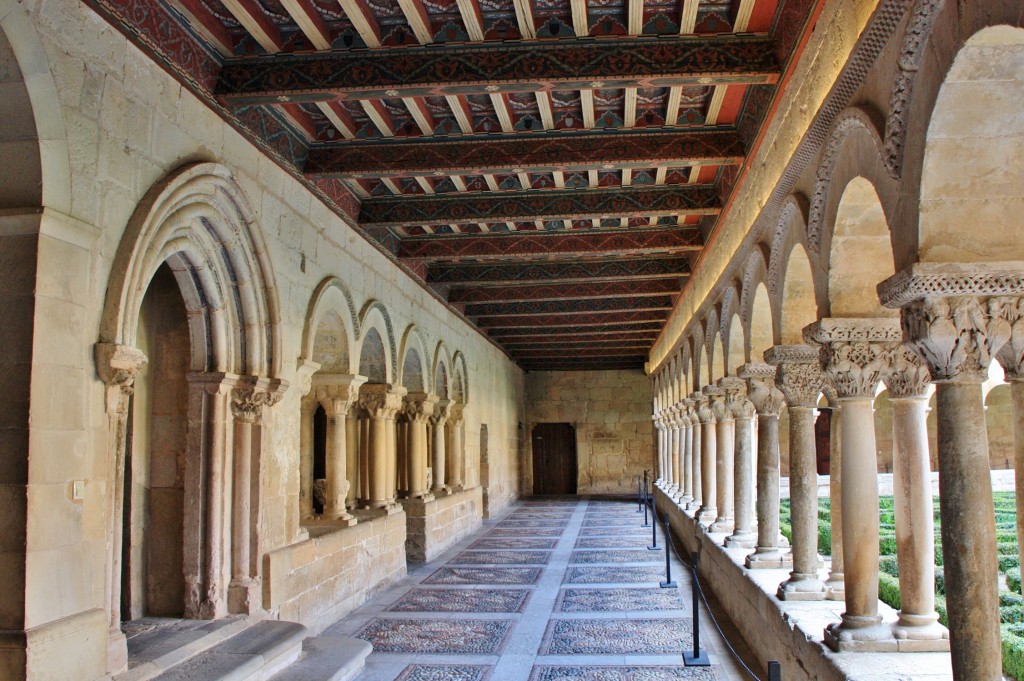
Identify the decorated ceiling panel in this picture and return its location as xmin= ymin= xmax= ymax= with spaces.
xmin=87 ymin=0 xmax=816 ymax=370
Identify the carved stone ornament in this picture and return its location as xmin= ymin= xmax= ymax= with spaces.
xmin=738 ymin=362 xmax=786 ymax=416
xmin=358 ymin=383 xmax=407 ymax=418
xmin=449 ymin=402 xmax=466 ymax=427
xmin=295 ymin=359 xmax=322 ymax=397
xmin=708 ymin=385 xmax=731 ymax=422
xmin=314 ymin=374 xmax=368 ymax=416
xmin=697 ymin=389 xmax=718 ymax=424
xmin=232 ymin=377 xmax=288 ymax=423
xmin=402 ymin=391 xmax=437 ymax=422
xmin=430 ymin=397 xmax=452 ymax=426
xmin=804 ymin=318 xmax=903 ymax=399
xmin=877 ymin=262 xmax=1024 ymax=310
xmin=995 ymin=297 xmax=1024 ymax=380
xmin=95 ymin=342 xmax=148 ymax=414
xmin=764 ymin=344 xmax=823 ymax=408
xmin=885 ymin=346 xmax=932 ymax=399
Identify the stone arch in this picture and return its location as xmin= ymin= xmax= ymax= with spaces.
xmin=749 ymin=281 xmax=774 ymax=363
xmin=915 ymin=25 xmax=1024 ymax=262
xmin=808 ymin=107 xmax=897 ymax=257
xmin=777 ymin=240 xmax=818 ymax=345
xmin=300 ymin=277 xmax=359 ymax=374
xmin=432 ymin=342 xmax=453 ymax=399
xmin=100 ymin=162 xmax=282 ymax=378
xmin=356 ymin=301 xmax=396 ymax=384
xmin=704 ymin=310 xmax=725 ymax=384
xmin=766 ymin=194 xmax=808 ymax=297
xmin=0 ymin=0 xmax=71 ymax=213
xmin=398 ymin=325 xmax=430 ymax=393
xmin=823 ymin=175 xmax=898 ymax=318
xmin=719 ymin=284 xmax=743 ymax=373
xmin=690 ymin=331 xmax=705 ymax=392
xmin=451 ymin=351 xmax=469 ymax=403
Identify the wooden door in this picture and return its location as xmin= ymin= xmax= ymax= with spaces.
xmin=532 ymin=423 xmax=578 ymax=495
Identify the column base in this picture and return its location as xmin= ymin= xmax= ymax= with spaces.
xmin=824 ymin=616 xmax=901 ymax=652
xmin=724 ymin=531 xmax=756 ymax=549
xmin=777 ymin=573 xmax=827 ymax=601
xmin=228 ymin=578 xmax=261 ymax=614
xmin=431 ymin=486 xmax=452 ymax=498
xmin=892 ymin=612 xmax=950 ymax=650
xmin=697 ymin=506 xmax=717 ymax=525
xmin=825 ymin=572 xmax=844 ymax=601
xmin=680 ymin=495 xmax=693 ymax=506
xmin=710 ymin=517 xmax=734 ymax=534
xmin=321 ymin=511 xmax=359 ymax=527
xmin=685 ymin=500 xmax=701 ymax=512
xmin=107 ymin=628 xmax=128 ymax=676
xmin=355 ymin=504 xmax=403 ymax=519
xmin=745 ymin=549 xmax=791 ymax=570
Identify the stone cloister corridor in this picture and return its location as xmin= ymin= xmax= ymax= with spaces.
xmin=4 ymin=0 xmax=1024 ymax=678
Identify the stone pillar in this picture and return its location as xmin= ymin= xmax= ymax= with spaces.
xmin=681 ymin=399 xmax=694 ymax=505
xmin=806 ymin=318 xmax=902 ymax=649
xmin=299 ymin=399 xmax=316 ymax=519
xmin=229 ymin=376 xmax=287 ymax=614
xmin=96 ymin=343 xmax=147 ymax=673
xmin=696 ymin=392 xmax=717 ymax=525
xmin=669 ymin=411 xmax=682 ymax=495
xmin=822 ymin=391 xmax=844 ymax=599
xmin=726 ymin=388 xmax=757 ymax=549
xmin=313 ymin=374 xmax=366 ymax=525
xmin=358 ymin=383 xmax=406 ymax=512
xmin=766 ymin=344 xmax=826 ymax=600
xmin=403 ymin=392 xmax=437 ymax=500
xmin=709 ymin=384 xmax=736 ymax=533
xmin=431 ymin=398 xmax=452 ymax=495
xmin=885 ymin=347 xmax=948 ymax=645
xmin=879 ymin=263 xmax=1023 ymax=679
xmin=688 ymin=394 xmax=704 ymax=512
xmin=740 ymin=363 xmax=789 ymax=568
xmin=346 ymin=412 xmax=360 ymax=508
xmin=996 ymin=320 xmax=1024 ymax=599
xmin=448 ymin=403 xmax=466 ymax=491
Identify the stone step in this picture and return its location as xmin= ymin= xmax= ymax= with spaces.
xmin=117 ymin=619 xmax=308 ymax=681
xmin=268 ymin=636 xmax=372 ymax=681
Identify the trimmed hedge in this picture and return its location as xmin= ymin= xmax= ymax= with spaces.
xmin=1004 ymin=625 xmax=1024 ymax=681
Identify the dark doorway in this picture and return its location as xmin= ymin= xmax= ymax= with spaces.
xmin=531 ymin=423 xmax=578 ymax=495
xmin=814 ymin=408 xmax=832 ymax=476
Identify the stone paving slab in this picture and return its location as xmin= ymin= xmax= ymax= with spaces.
xmin=387 ymin=589 xmax=532 ymax=614
xmin=555 ymin=588 xmax=685 ymax=613
xmin=570 ymin=550 xmax=661 ymax=564
xmin=448 ymin=550 xmax=552 ymax=565
xmin=395 ymin=665 xmax=493 ymax=681
xmin=575 ymin=537 xmax=653 ymax=549
xmin=563 ymin=566 xmax=666 ymax=584
xmin=539 ymin=618 xmax=694 ymax=655
xmin=485 ymin=527 xmax=565 ymax=538
xmin=467 ymin=537 xmax=558 ymax=550
xmin=354 ymin=619 xmax=515 ymax=655
xmin=423 ymin=567 xmax=544 ymax=585
xmin=578 ymin=526 xmax=651 ymax=537
xmin=529 ymin=666 xmax=718 ymax=680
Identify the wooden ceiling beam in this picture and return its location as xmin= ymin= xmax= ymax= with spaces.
xmin=427 ymin=255 xmax=691 ymax=286
xmin=279 ymin=0 xmax=332 ymax=49
xmin=337 ymin=0 xmax=383 ymax=47
xmin=447 ymin=278 xmax=682 ymax=304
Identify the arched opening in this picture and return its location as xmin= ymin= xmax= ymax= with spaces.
xmin=749 ymin=282 xmax=773 ymax=362
xmin=827 ymin=176 xmax=897 ymax=317
xmin=779 ymin=245 xmax=817 ymax=344
xmin=126 ymin=263 xmax=189 ymax=619
xmin=0 ymin=29 xmax=41 ymax=209
xmin=919 ymin=26 xmax=1024 ymax=262
xmin=726 ymin=312 xmax=745 ymax=375
xmin=360 ymin=328 xmax=388 ymax=382
xmin=710 ymin=329 xmax=725 ymax=383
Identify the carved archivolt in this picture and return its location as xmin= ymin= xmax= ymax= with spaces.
xmin=766 ymin=195 xmax=806 ymax=296
xmin=300 ymin=276 xmax=360 ymax=374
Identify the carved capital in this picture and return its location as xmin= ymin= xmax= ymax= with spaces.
xmin=995 ymin=297 xmax=1024 ymax=380
xmin=231 ymin=376 xmax=288 ymax=423
xmin=402 ymin=391 xmax=437 ymax=422
xmin=707 ymin=386 xmax=731 ymax=422
xmin=358 ymin=383 xmax=407 ymax=418
xmin=764 ymin=344 xmax=823 ymax=408
xmin=429 ymin=398 xmax=452 ymax=426
xmin=295 ymin=358 xmax=321 ymax=397
xmin=739 ymin=364 xmax=785 ymax=417
xmin=448 ymin=403 xmax=466 ymax=427
xmin=885 ymin=346 xmax=932 ymax=399
xmin=313 ymin=373 xmax=367 ymax=416
xmin=878 ymin=261 xmax=1024 ymax=310
xmin=804 ymin=318 xmax=903 ymax=399
xmin=95 ymin=343 xmax=147 ymax=415
xmin=695 ymin=389 xmax=717 ymax=424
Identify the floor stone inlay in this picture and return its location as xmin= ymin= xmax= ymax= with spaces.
xmin=388 ymin=588 xmax=531 ymax=613
xmin=396 ymin=665 xmax=494 ymax=681
xmin=449 ymin=550 xmax=552 ymax=565
xmin=423 ymin=566 xmax=544 ymax=585
xmin=578 ymin=526 xmax=647 ymax=537
xmin=468 ymin=537 xmax=558 ymax=550
xmin=539 ymin=618 xmax=693 ymax=655
xmin=563 ymin=566 xmax=666 ymax=584
xmin=355 ymin=618 xmax=514 ymax=654
xmin=555 ymin=587 xmax=684 ymax=613
xmin=529 ymin=666 xmax=717 ymax=680
xmin=497 ymin=520 xmax=566 ymax=528
xmin=570 ymin=549 xmax=660 ymax=564
xmin=487 ymin=528 xmax=564 ymax=538
xmin=575 ymin=536 xmax=653 ymax=549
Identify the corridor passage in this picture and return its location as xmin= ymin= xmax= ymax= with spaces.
xmin=329 ymin=498 xmax=751 ymax=681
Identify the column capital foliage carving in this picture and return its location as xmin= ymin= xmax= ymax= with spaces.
xmin=885 ymin=346 xmax=932 ymax=399
xmin=430 ymin=397 xmax=452 ymax=426
xmin=232 ymin=376 xmax=288 ymax=422
xmin=697 ymin=389 xmax=718 ymax=424
xmin=804 ymin=318 xmax=903 ymax=399
xmin=448 ymin=403 xmax=466 ymax=426
xmin=359 ymin=383 xmax=407 ymax=418
xmin=313 ymin=373 xmax=368 ymax=415
xmin=96 ymin=343 xmax=148 ymax=414
xmin=764 ymin=344 xmax=823 ymax=408
xmin=739 ymin=362 xmax=785 ymax=416
xmin=402 ymin=391 xmax=437 ymax=422
xmin=707 ymin=385 xmax=732 ymax=422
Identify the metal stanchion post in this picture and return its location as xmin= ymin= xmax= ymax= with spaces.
xmin=649 ymin=498 xmax=661 ymax=550
xmin=642 ymin=477 xmax=650 ymax=528
xmin=660 ymin=513 xmax=676 ymax=588
xmin=683 ymin=551 xmax=710 ymax=666
xmin=637 ymin=476 xmax=643 ymax=513
xmin=768 ymin=661 xmax=781 ymax=681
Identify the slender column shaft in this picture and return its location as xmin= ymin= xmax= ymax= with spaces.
xmin=450 ymin=406 xmax=465 ymax=490
xmin=324 ymin=409 xmax=352 ymax=518
xmin=204 ymin=387 xmax=230 ymax=618
xmin=1013 ymin=380 xmax=1024 ymax=586
xmin=671 ymin=422 xmax=681 ymax=490
xmin=299 ymin=403 xmax=315 ymax=518
xmin=892 ymin=396 xmax=944 ymax=638
xmin=825 ymin=408 xmax=844 ymax=597
xmin=698 ymin=408 xmax=717 ymax=524
xmin=778 ymin=405 xmax=826 ymax=598
xmin=682 ymin=414 xmax=693 ymax=503
xmin=369 ymin=414 xmax=388 ymax=506
xmin=749 ymin=412 xmax=783 ymax=561
xmin=690 ymin=416 xmax=702 ymax=511
xmin=231 ymin=417 xmax=253 ymax=581
xmin=712 ymin=414 xmax=735 ymax=532
xmin=385 ymin=414 xmax=397 ymax=502
xmin=936 ymin=381 xmax=1000 ymax=680
xmin=431 ymin=401 xmax=451 ymax=493
xmin=727 ymin=412 xmax=755 ymax=547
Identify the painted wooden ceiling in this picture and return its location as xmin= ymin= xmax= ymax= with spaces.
xmin=85 ymin=0 xmax=819 ymax=371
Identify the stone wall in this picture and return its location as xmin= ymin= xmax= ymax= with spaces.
xmin=263 ymin=513 xmax=407 ymax=634
xmin=402 ymin=486 xmax=483 ymax=562
xmin=524 ymin=370 xmax=653 ymax=495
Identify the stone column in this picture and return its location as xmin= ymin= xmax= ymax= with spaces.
xmin=96 ymin=343 xmax=147 ymax=673
xmin=313 ymin=374 xmax=366 ymax=525
xmin=822 ymin=390 xmax=844 ymax=600
xmin=669 ymin=410 xmax=682 ymax=496
xmin=766 ymin=344 xmax=826 ymax=600
xmin=886 ymin=347 xmax=948 ymax=645
xmin=740 ymin=363 xmax=789 ymax=569
xmin=358 ymin=383 xmax=406 ymax=512
xmin=688 ymin=394 xmax=704 ymax=512
xmin=807 ymin=318 xmax=902 ymax=649
xmin=726 ymin=388 xmax=757 ymax=549
xmin=879 ymin=263 xmax=1023 ymax=679
xmin=709 ymin=384 xmax=736 ymax=533
xmin=229 ymin=376 xmax=286 ymax=614
xmin=403 ymin=392 xmax=437 ymax=500
xmin=431 ymin=398 xmax=452 ymax=495
xmin=681 ymin=399 xmax=694 ymax=505
xmin=995 ymin=314 xmax=1024 ymax=595
xmin=696 ymin=392 xmax=717 ymax=525
xmin=299 ymin=398 xmax=317 ymax=519
xmin=448 ymin=403 xmax=466 ymax=491
xmin=346 ymin=412 xmax=360 ymax=508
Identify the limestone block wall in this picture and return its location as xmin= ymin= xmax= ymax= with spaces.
xmin=403 ymin=486 xmax=483 ymax=562
xmin=263 ymin=513 xmax=407 ymax=634
xmin=524 ymin=370 xmax=654 ymax=495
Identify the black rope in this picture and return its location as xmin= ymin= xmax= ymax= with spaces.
xmin=658 ymin=501 xmax=766 ymax=681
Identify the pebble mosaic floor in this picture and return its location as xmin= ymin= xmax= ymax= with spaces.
xmin=332 ymin=498 xmax=749 ymax=681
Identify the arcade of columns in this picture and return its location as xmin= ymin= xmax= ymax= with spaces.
xmin=648 ymin=7 xmax=1024 ymax=681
